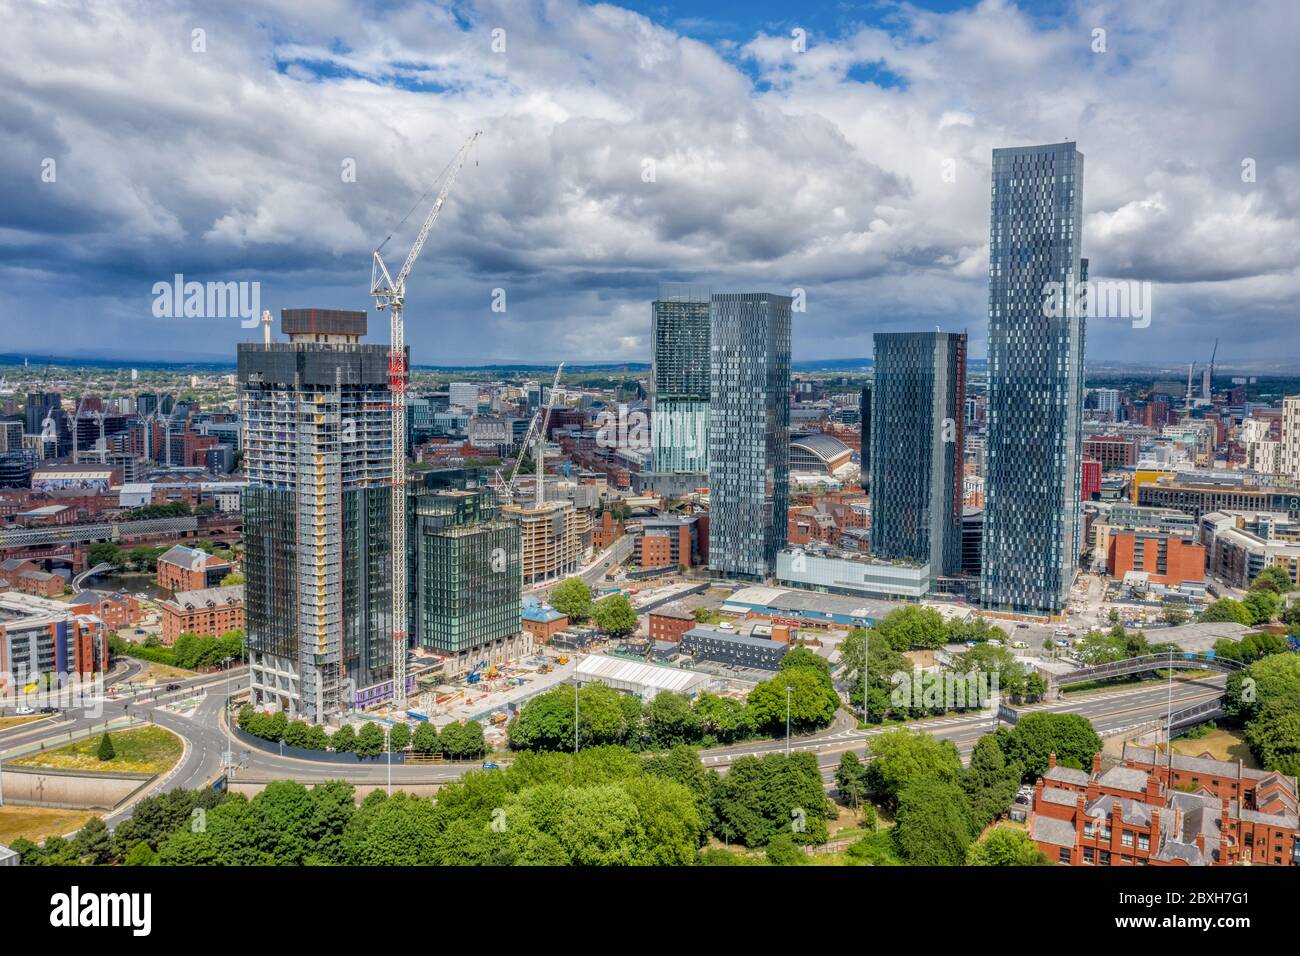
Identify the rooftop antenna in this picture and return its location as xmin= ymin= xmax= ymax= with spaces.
xmin=261 ymin=309 xmax=272 ymax=346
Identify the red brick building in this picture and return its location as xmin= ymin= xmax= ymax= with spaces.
xmin=1030 ymin=746 xmax=1299 ymax=866
xmin=593 ymin=511 xmax=625 ymax=551
xmin=1108 ymin=531 xmax=1205 ymax=585
xmin=0 ymin=559 xmax=65 ymax=598
xmin=158 ymin=585 xmax=244 ymax=644
xmin=157 ymin=545 xmax=232 ymax=592
xmin=648 ymin=604 xmax=696 ymax=643
xmin=1081 ymin=458 xmax=1102 ymax=501
xmin=67 ymin=590 xmax=142 ymax=631
xmin=1084 ymin=436 xmax=1138 ymax=468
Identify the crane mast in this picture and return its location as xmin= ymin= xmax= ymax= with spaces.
xmin=370 ymin=130 xmax=480 ymax=710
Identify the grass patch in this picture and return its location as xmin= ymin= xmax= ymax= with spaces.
xmin=1173 ymin=729 xmax=1257 ymax=767
xmin=0 ymin=806 xmax=95 ymax=845
xmin=139 ymin=662 xmax=196 ymax=683
xmin=0 ymin=715 xmax=45 ymax=730
xmin=10 ymin=725 xmax=182 ymax=775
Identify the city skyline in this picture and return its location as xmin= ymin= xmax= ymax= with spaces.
xmin=2 ymin=1 xmax=1297 ymax=365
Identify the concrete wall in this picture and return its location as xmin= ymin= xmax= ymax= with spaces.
xmin=1 ymin=766 xmax=154 ymax=810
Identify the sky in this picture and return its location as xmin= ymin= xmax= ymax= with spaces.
xmin=1 ymin=0 xmax=1297 ymax=366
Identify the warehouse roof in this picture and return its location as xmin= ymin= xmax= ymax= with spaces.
xmin=573 ymin=653 xmax=710 ymax=697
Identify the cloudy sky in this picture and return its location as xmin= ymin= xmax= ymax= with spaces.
xmin=2 ymin=0 xmax=1297 ymax=366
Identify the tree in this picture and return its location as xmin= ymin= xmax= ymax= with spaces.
xmin=1201 ymin=598 xmax=1253 ymax=626
xmin=220 ymin=572 xmax=245 ymax=586
xmin=961 ymin=735 xmax=1023 ymax=829
xmin=550 ymin=577 xmax=593 ymax=623
xmin=945 ymin=616 xmax=1008 ymax=645
xmin=951 ymin=642 xmax=1028 ymax=699
xmin=746 ymin=667 xmax=839 ymax=734
xmin=999 ymin=712 xmax=1102 ymax=782
xmin=1242 ymin=589 xmax=1280 ymax=626
xmin=330 ymin=724 xmax=356 ymax=753
xmin=864 ymin=729 xmax=962 ymax=810
xmin=1249 ymin=567 xmax=1295 ymax=594
xmin=1160 ymin=602 xmax=1190 ymax=626
xmin=1227 ymin=652 xmax=1300 ymax=722
xmin=691 ymin=692 xmax=752 ymax=745
xmin=389 ymin=723 xmax=411 ymax=752
xmin=966 ymin=827 xmax=1050 ymax=866
xmin=508 ymin=687 xmax=577 ymax=752
xmin=780 ymin=644 xmax=832 ymax=679
xmin=88 ymin=542 xmax=121 ymax=568
xmin=412 ymin=721 xmax=440 ymax=755
xmin=1244 ymin=699 xmax=1300 ymax=776
xmin=834 ymin=752 xmax=868 ymax=809
xmin=873 ymin=605 xmax=948 ymax=650
xmin=439 ymin=720 xmax=487 ymax=759
xmin=644 ymin=691 xmax=700 ymax=749
xmin=591 ymin=593 xmax=637 ymax=637
xmin=840 ymin=627 xmax=913 ymax=722
xmin=765 ymin=832 xmax=805 ymax=865
xmin=96 ymin=731 xmax=116 ymax=762
xmin=892 ymin=776 xmax=973 ymax=865
xmin=711 ymin=752 xmax=828 ymax=847
xmin=72 ymin=817 xmax=113 ymax=865
xmin=355 ymin=722 xmax=386 ymax=759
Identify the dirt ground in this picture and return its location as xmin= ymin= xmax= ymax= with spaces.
xmin=0 ymin=806 xmax=95 ymax=845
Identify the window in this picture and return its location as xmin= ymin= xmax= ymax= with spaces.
xmin=1138 ymin=834 xmax=1150 ymax=851
xmin=1059 ymin=848 xmax=1071 ymax=864
xmin=1099 ymin=850 xmax=1111 ymax=866
xmin=1122 ymin=830 xmax=1134 ymax=848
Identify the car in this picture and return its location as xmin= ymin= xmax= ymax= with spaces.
xmin=39 ymin=706 xmax=58 ymax=714
xmin=14 ymin=706 xmax=34 ymax=715
xmin=165 ymin=682 xmax=181 ymax=691
xmin=481 ymin=761 xmax=500 ymax=770
xmin=1011 ymin=641 xmax=1028 ymax=649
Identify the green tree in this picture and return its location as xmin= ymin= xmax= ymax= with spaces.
xmin=834 ymin=752 xmax=868 ymax=809
xmin=330 ymin=724 xmax=356 ymax=753
xmin=1249 ymin=567 xmax=1295 ymax=594
xmin=355 ymin=722 xmax=386 ymax=759
xmin=961 ymin=735 xmax=1023 ymax=829
xmin=839 ymin=626 xmax=913 ymax=721
xmin=72 ymin=816 xmax=113 ymax=864
xmin=412 ymin=721 xmax=440 ymax=755
xmin=966 ymin=827 xmax=1050 ymax=866
xmin=712 ymin=752 xmax=829 ymax=847
xmin=591 ymin=593 xmax=637 ymax=636
xmin=951 ymin=642 xmax=1028 ymax=699
xmin=765 ymin=832 xmax=805 ymax=865
xmin=865 ymin=728 xmax=962 ymax=810
xmin=1244 ymin=699 xmax=1300 ymax=776
xmin=389 ymin=722 xmax=411 ymax=752
xmin=123 ymin=842 xmax=157 ymax=866
xmin=644 ymin=691 xmax=700 ymax=749
xmin=746 ymin=667 xmax=839 ymax=734
xmin=873 ymin=605 xmax=949 ymax=650
xmin=1201 ymin=598 xmax=1254 ymax=626
xmin=999 ymin=712 xmax=1102 ymax=782
xmin=892 ymin=776 xmax=973 ymax=865
xmin=96 ymin=731 xmax=116 ymax=762
xmin=550 ymin=577 xmax=593 ymax=623
xmin=219 ymin=571 xmax=245 ymax=586
xmin=691 ymin=692 xmax=752 ymax=745
xmin=1242 ymin=589 xmax=1280 ymax=626
xmin=88 ymin=542 xmax=122 ymax=568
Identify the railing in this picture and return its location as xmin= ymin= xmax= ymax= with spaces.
xmin=1054 ymin=652 xmax=1241 ymax=687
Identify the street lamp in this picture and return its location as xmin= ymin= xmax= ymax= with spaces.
xmin=221 ymin=655 xmax=234 ymax=770
xmin=785 ymin=686 xmax=793 ymax=757
xmin=386 ymin=725 xmax=392 ymax=796
xmin=573 ymin=680 xmax=581 ymax=755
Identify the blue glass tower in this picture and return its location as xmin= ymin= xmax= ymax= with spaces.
xmin=981 ymin=142 xmax=1087 ymax=615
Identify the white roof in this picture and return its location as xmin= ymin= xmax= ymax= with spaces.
xmin=573 ymin=654 xmax=710 ymax=697
xmin=727 ymin=585 xmax=788 ymax=606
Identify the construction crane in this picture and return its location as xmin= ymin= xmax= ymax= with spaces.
xmin=534 ymin=363 xmax=565 ymax=507
xmin=495 ymin=363 xmax=564 ymax=506
xmin=1207 ymin=338 xmax=1219 ymax=401
xmin=370 ymin=129 xmax=481 ymax=710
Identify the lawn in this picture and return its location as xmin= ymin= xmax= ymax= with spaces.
xmin=10 ymin=725 xmax=183 ymax=775
xmin=0 ymin=714 xmax=45 ymax=730
xmin=0 ymin=806 xmax=95 ymax=845
xmin=1173 ymin=728 xmax=1258 ymax=767
xmin=139 ymin=662 xmax=196 ymax=683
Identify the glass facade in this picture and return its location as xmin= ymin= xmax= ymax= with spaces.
xmin=651 ymin=286 xmax=711 ymax=474
xmin=707 ymin=292 xmax=792 ymax=579
xmin=410 ymin=485 xmax=521 ymax=657
xmin=870 ymin=332 xmax=965 ymax=579
xmin=981 ymin=142 xmax=1087 ymax=614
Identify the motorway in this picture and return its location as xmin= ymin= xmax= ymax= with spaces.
xmin=2 ymin=654 xmax=1229 ymax=822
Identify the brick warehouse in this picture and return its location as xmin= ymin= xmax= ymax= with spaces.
xmin=1030 ymin=746 xmax=1299 ymax=866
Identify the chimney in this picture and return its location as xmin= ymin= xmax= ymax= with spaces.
xmin=1150 ymin=807 xmax=1161 ymax=846
xmin=1048 ymin=752 xmax=1057 ymax=770
xmin=1092 ymin=751 xmax=1103 ymax=774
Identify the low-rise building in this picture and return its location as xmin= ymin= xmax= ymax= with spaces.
xmin=158 ymin=585 xmax=244 ymax=644
xmin=0 ymin=591 xmax=109 ymax=691
xmin=67 ymin=590 xmax=141 ymax=631
xmin=156 ymin=544 xmax=231 ymax=592
xmin=681 ymin=625 xmax=790 ymax=670
xmin=520 ymin=596 xmax=568 ymax=643
xmin=1030 ymin=747 xmax=1299 ymax=866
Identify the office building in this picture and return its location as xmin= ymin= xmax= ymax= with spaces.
xmin=981 ymin=142 xmax=1087 ymax=615
xmin=650 ymin=285 xmax=711 ymax=475
xmin=0 ymin=592 xmax=109 ymax=692
xmin=448 ymin=382 xmax=478 ymax=411
xmin=869 ymin=331 xmax=966 ymax=580
xmin=410 ymin=476 xmax=526 ymax=671
xmin=238 ymin=308 xmax=394 ymax=722
xmin=707 ymin=292 xmax=792 ymax=579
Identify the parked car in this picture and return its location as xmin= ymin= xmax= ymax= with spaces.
xmin=39 ymin=706 xmax=57 ymax=714
xmin=165 ymin=682 xmax=182 ymax=692
xmin=14 ymin=706 xmax=34 ymax=715
xmin=481 ymin=761 xmax=500 ymax=770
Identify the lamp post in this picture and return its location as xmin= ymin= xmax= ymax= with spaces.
xmin=573 ymin=680 xmax=581 ymax=754
xmin=386 ymin=725 xmax=392 ymax=796
xmin=785 ymin=686 xmax=793 ymax=757
xmin=221 ymin=655 xmax=234 ymax=770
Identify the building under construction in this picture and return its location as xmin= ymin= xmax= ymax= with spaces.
xmin=238 ymin=308 xmax=396 ymax=722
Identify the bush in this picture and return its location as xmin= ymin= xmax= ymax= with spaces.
xmin=765 ymin=833 xmax=805 ymax=866
xmin=97 ymin=732 xmax=116 ymax=762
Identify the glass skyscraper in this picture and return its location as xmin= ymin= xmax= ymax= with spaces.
xmin=651 ymin=285 xmax=711 ymax=475
xmin=870 ymin=331 xmax=966 ymax=580
xmin=981 ymin=142 xmax=1087 ymax=615
xmin=239 ymin=309 xmax=394 ymax=722
xmin=707 ymin=292 xmax=792 ymax=579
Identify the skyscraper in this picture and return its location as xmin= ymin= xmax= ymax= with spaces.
xmin=859 ymin=383 xmax=871 ymax=490
xmin=239 ymin=309 xmax=394 ymax=722
xmin=651 ymin=284 xmax=710 ymax=476
xmin=981 ymin=142 xmax=1087 ymax=615
xmin=707 ymin=292 xmax=792 ymax=579
xmin=870 ymin=332 xmax=966 ymax=581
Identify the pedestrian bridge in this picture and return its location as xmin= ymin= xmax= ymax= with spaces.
xmin=1050 ymin=652 xmax=1240 ymax=693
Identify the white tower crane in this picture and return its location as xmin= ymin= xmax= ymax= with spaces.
xmin=370 ymin=130 xmax=481 ymax=709
xmin=535 ymin=363 xmax=565 ymax=507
